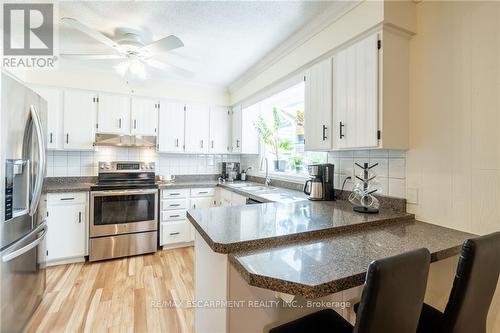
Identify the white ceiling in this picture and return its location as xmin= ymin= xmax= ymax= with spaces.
xmin=58 ymin=1 xmax=336 ymax=87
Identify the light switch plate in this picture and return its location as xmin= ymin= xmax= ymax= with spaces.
xmin=406 ymin=187 xmax=418 ymax=204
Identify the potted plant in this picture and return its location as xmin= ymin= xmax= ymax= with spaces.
xmin=254 ymin=107 xmax=293 ymax=172
xmin=288 ymin=156 xmax=304 ymax=173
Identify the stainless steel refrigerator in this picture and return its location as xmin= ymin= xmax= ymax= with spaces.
xmin=0 ymin=73 xmax=47 ymax=333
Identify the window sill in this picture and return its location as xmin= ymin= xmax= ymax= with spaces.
xmin=247 ymin=170 xmax=309 ymax=184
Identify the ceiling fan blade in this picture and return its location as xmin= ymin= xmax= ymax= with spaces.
xmin=144 ymin=59 xmax=194 ymax=78
xmin=61 ymin=17 xmax=126 ymax=54
xmin=140 ymin=35 xmax=184 ymax=54
xmin=60 ymin=54 xmax=126 ymax=60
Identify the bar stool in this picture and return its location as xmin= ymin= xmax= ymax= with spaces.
xmin=417 ymin=232 xmax=500 ymax=333
xmin=268 ymin=248 xmax=431 ymax=333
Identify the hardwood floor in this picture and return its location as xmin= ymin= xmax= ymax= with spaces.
xmin=24 ymin=247 xmax=194 ymax=333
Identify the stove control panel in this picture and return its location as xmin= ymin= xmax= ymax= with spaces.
xmin=98 ymin=161 xmax=155 ymax=173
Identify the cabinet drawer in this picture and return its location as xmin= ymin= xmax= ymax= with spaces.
xmin=161 ymin=199 xmax=189 ymax=210
xmin=48 ymin=192 xmax=87 ymax=205
xmin=160 ymin=221 xmax=190 ymax=245
xmin=161 ymin=209 xmax=187 ymax=222
xmin=190 ymin=187 xmax=215 ymax=198
xmin=162 ymin=189 xmax=190 ymax=199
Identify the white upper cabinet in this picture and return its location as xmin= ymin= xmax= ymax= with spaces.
xmin=131 ymin=97 xmax=158 ymax=136
xmin=184 ymin=103 xmax=210 ymax=153
xmin=231 ymin=105 xmax=242 ymax=153
xmin=63 ymin=90 xmax=96 ymax=150
xmin=232 ymin=104 xmax=259 ymax=154
xmin=96 ymin=93 xmax=130 ymax=134
xmin=158 ymin=102 xmax=185 ymax=153
xmin=333 ymin=32 xmax=379 ymax=149
xmin=304 ymin=58 xmax=333 ymax=151
xmin=209 ymin=106 xmax=230 ymax=154
xmin=33 ymin=86 xmax=63 ymax=150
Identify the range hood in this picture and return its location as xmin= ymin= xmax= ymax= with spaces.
xmin=94 ymin=133 xmax=157 ymax=148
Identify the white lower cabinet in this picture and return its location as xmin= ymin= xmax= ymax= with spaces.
xmin=161 ymin=221 xmax=191 ymax=244
xmin=217 ymin=188 xmax=248 ymax=206
xmin=159 ymin=187 xmax=216 ymax=247
xmin=46 ymin=192 xmax=88 ymax=265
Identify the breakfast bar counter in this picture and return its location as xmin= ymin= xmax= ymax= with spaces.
xmin=187 ymin=198 xmax=474 ymax=333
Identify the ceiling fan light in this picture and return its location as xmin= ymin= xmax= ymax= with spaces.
xmin=129 ymin=59 xmax=146 ymax=79
xmin=114 ymin=61 xmax=130 ymax=76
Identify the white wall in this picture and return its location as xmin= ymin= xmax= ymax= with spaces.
xmin=407 ymin=1 xmax=500 ymax=236
xmin=407 ymin=2 xmax=499 ymax=331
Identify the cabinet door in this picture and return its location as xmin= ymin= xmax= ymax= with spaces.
xmin=333 ymin=33 xmax=379 ymax=149
xmin=304 ymin=57 xmax=332 ymax=151
xmin=209 ymin=106 xmax=230 ymax=154
xmin=33 ymin=86 xmax=63 ymax=150
xmin=191 ymin=197 xmax=216 ymax=209
xmin=97 ymin=93 xmax=130 ymax=134
xmin=231 ymin=105 xmax=242 ymax=153
xmin=185 ymin=103 xmax=210 ymax=153
xmin=131 ymin=97 xmax=158 ymax=136
xmin=158 ymin=102 xmax=185 ymax=153
xmin=47 ymin=203 xmax=86 ymax=261
xmin=63 ymin=90 xmax=96 ymax=150
xmin=240 ymin=104 xmax=260 ymax=154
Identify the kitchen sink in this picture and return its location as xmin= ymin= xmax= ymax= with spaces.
xmin=244 ymin=186 xmax=277 ymax=192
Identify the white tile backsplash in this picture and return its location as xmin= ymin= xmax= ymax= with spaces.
xmin=328 ymin=149 xmax=407 ymax=199
xmin=46 ymin=149 xmax=240 ymax=178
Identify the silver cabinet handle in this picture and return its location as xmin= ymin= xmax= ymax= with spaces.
xmin=78 ymin=211 xmax=82 ymax=223
xmin=2 ymin=222 xmax=47 ymax=262
xmin=29 ymin=105 xmax=46 ymax=217
xmin=49 ymin=132 xmax=53 ymax=143
xmin=60 ymin=197 xmax=74 ymax=201
xmin=169 ymin=204 xmax=181 ymax=207
xmin=175 ymin=139 xmax=179 ymax=147
xmin=200 ymin=140 xmax=204 ymax=148
xmin=236 ymin=139 xmax=240 ymax=148
xmin=169 ymin=214 xmax=180 ymax=218
xmin=198 ymin=191 xmax=209 ymax=194
xmin=134 ymin=119 xmax=137 ymax=129
xmin=169 ymin=193 xmax=181 ymax=196
xmin=211 ymin=140 xmax=214 ymax=149
xmin=66 ymin=133 xmax=69 ymax=144
xmin=118 ymin=118 xmax=122 ymax=129
xmin=169 ymin=232 xmax=180 ymax=236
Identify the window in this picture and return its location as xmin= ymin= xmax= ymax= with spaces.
xmin=252 ymin=81 xmax=327 ymax=175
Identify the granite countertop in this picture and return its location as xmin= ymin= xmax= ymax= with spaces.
xmin=187 ymin=200 xmax=414 ymax=253
xmin=43 ymin=177 xmax=95 ymax=193
xmin=229 ymin=220 xmax=474 ymax=298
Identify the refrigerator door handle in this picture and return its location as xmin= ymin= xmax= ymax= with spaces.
xmin=2 ymin=222 xmax=47 ymax=263
xmin=29 ymin=104 xmax=46 ymax=216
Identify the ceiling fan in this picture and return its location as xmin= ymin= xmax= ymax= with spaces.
xmin=60 ymin=17 xmax=193 ymax=79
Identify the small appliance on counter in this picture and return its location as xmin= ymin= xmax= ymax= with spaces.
xmin=303 ymin=164 xmax=335 ymax=201
xmin=240 ymin=167 xmax=252 ymax=181
xmin=221 ymin=162 xmax=240 ymax=181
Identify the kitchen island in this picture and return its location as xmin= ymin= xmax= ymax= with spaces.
xmin=187 ymin=197 xmax=474 ymax=333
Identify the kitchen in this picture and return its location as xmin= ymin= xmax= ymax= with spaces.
xmin=0 ymin=1 xmax=499 ymax=333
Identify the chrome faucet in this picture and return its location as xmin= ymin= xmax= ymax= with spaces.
xmin=260 ymin=157 xmax=271 ymax=186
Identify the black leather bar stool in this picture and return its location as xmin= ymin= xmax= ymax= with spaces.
xmin=417 ymin=232 xmax=500 ymax=333
xmin=268 ymin=248 xmax=431 ymax=333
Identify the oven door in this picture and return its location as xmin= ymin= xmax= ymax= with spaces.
xmin=90 ymin=189 xmax=158 ymax=237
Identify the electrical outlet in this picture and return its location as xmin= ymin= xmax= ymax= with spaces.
xmin=406 ymin=188 xmax=418 ymax=204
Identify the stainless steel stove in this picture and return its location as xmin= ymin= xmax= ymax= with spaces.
xmin=89 ymin=161 xmax=158 ymax=261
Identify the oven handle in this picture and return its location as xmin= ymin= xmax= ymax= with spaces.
xmin=91 ymin=189 xmax=158 ymax=197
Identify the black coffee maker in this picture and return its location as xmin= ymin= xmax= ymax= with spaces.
xmin=303 ymin=163 xmax=335 ymax=201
